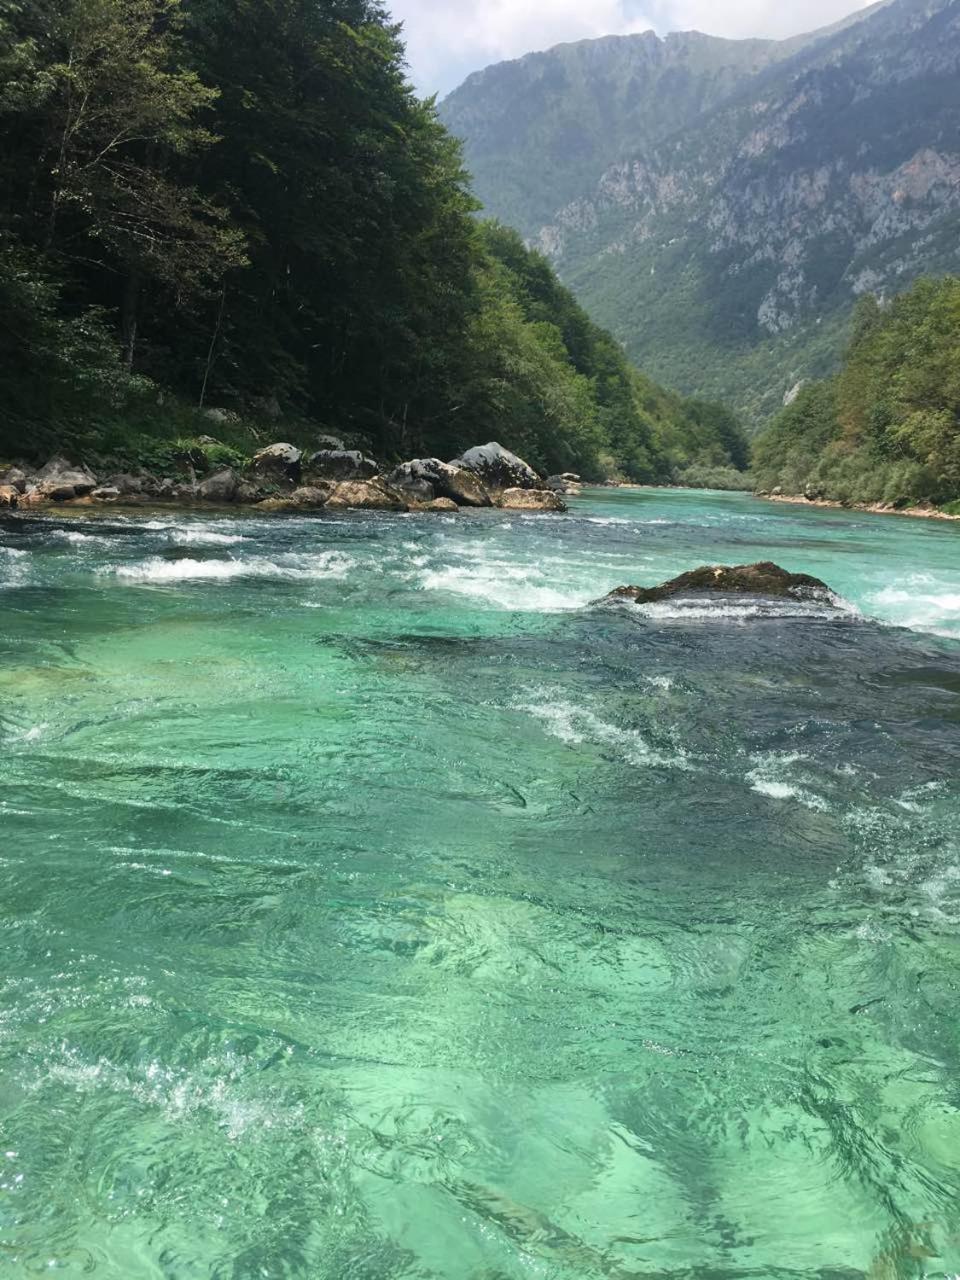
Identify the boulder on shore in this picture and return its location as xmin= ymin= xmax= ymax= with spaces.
xmin=498 ymin=487 xmax=566 ymax=512
xmin=0 ymin=484 xmax=19 ymax=509
xmin=387 ymin=458 xmax=490 ymax=507
xmin=453 ymin=442 xmax=542 ymax=494
xmin=417 ymin=497 xmax=459 ymax=512
xmin=0 ymin=466 xmax=28 ymax=493
xmin=602 ymin=562 xmax=831 ymax=605
xmin=198 ymin=467 xmax=240 ymax=502
xmin=546 ymin=473 xmax=582 ymax=495
xmin=325 ymin=478 xmax=406 ymax=511
xmin=36 ymin=456 xmax=97 ymax=499
xmin=250 ymin=443 xmax=302 ymax=485
xmin=304 ymin=449 xmax=378 ymax=482
xmin=289 ymin=483 xmax=334 ymax=507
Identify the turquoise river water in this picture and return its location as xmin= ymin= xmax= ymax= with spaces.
xmin=1 ymin=487 xmax=960 ymax=1279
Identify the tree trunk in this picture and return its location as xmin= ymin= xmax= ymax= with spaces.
xmin=121 ymin=270 xmax=141 ymax=372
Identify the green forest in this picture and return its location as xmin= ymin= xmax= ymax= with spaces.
xmin=0 ymin=0 xmax=747 ymax=485
xmin=753 ymin=277 xmax=960 ymax=511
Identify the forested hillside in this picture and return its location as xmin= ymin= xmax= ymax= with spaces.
xmin=0 ymin=0 xmax=744 ymax=484
xmin=441 ymin=0 xmax=960 ymax=429
xmin=753 ymin=277 xmax=960 ymax=509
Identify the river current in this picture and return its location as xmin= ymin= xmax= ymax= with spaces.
xmin=1 ymin=487 xmax=959 ymax=1279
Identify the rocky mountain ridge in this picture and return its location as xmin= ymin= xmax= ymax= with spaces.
xmin=440 ymin=0 xmax=960 ymax=426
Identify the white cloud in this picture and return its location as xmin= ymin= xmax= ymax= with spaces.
xmin=385 ymin=0 xmax=875 ymax=96
xmin=389 ymin=0 xmax=651 ymax=96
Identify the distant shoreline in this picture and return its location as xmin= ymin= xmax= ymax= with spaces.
xmin=592 ymin=482 xmax=960 ymax=523
xmin=758 ymin=492 xmax=960 ymax=523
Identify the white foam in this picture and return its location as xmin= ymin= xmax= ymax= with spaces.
xmin=419 ymin=564 xmax=587 ymax=611
xmin=51 ymin=529 xmax=111 ymax=546
xmin=105 ymin=551 xmax=353 ymax=584
xmin=169 ymin=528 xmax=248 ymax=547
xmin=871 ymin=581 xmax=960 ymax=636
xmin=516 ymin=690 xmax=691 ymax=770
xmin=629 ymin=597 xmax=850 ymax=623
xmin=40 ymin=1048 xmax=302 ymax=1141
xmin=746 ymin=752 xmax=829 ymax=810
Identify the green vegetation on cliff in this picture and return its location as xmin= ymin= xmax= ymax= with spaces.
xmin=0 ymin=0 xmax=746 ymax=485
xmin=752 ymin=277 xmax=960 ymax=506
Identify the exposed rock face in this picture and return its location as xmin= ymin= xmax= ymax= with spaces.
xmin=453 ymin=442 xmax=542 ymax=494
xmin=198 ymin=468 xmax=240 ymax=502
xmin=441 ymin=1 xmax=960 ymax=425
xmin=325 ymin=478 xmax=406 ymax=510
xmin=251 ymin=443 xmax=302 ymax=485
xmin=36 ymin=457 xmax=97 ymax=499
xmin=0 ymin=484 xmax=19 ymax=508
xmin=203 ymin=407 xmax=241 ymax=425
xmin=387 ymin=458 xmax=491 ymax=507
xmin=315 ymin=434 xmax=346 ymax=451
xmin=0 ymin=466 xmax=27 ymax=493
xmin=603 ymin=561 xmax=831 ymax=604
xmin=305 ymin=450 xmax=378 ymax=482
xmin=498 ymin=487 xmax=567 ymax=512
xmin=103 ymin=473 xmax=143 ymax=495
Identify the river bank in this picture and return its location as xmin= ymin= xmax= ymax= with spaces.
xmin=604 ymin=480 xmax=960 ymax=522
xmin=760 ymin=490 xmax=960 ymax=522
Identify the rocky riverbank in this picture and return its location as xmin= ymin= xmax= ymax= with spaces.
xmin=0 ymin=441 xmax=570 ymax=516
xmin=759 ymin=492 xmax=960 ymax=523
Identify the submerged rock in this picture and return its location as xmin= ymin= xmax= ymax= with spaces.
xmin=453 ymin=442 xmax=542 ymax=494
xmin=603 ymin=562 xmax=831 ymax=604
xmin=498 ymin=487 xmax=567 ymax=512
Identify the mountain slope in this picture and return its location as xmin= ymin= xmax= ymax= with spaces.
xmin=440 ymin=0 xmax=960 ymax=427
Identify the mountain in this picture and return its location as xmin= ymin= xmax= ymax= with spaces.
xmin=439 ymin=0 xmax=960 ymax=427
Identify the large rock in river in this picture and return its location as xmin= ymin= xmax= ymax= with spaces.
xmin=498 ymin=487 xmax=566 ymax=512
xmin=453 ymin=442 xmax=542 ymax=494
xmin=602 ymin=562 xmax=831 ymax=604
xmin=387 ymin=458 xmax=490 ymax=507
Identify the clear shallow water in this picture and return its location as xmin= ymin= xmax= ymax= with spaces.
xmin=1 ymin=487 xmax=959 ymax=1279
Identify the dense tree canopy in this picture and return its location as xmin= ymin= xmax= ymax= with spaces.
xmin=753 ymin=278 xmax=960 ymax=507
xmin=0 ymin=0 xmax=748 ymax=480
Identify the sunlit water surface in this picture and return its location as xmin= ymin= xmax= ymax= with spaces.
xmin=1 ymin=488 xmax=959 ymax=1279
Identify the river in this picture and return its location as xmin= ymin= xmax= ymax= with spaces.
xmin=1 ymin=487 xmax=959 ymax=1278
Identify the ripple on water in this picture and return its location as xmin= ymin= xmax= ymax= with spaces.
xmin=1 ymin=489 xmax=960 ymax=1276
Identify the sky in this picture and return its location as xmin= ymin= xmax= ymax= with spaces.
xmin=386 ymin=0 xmax=876 ymax=97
